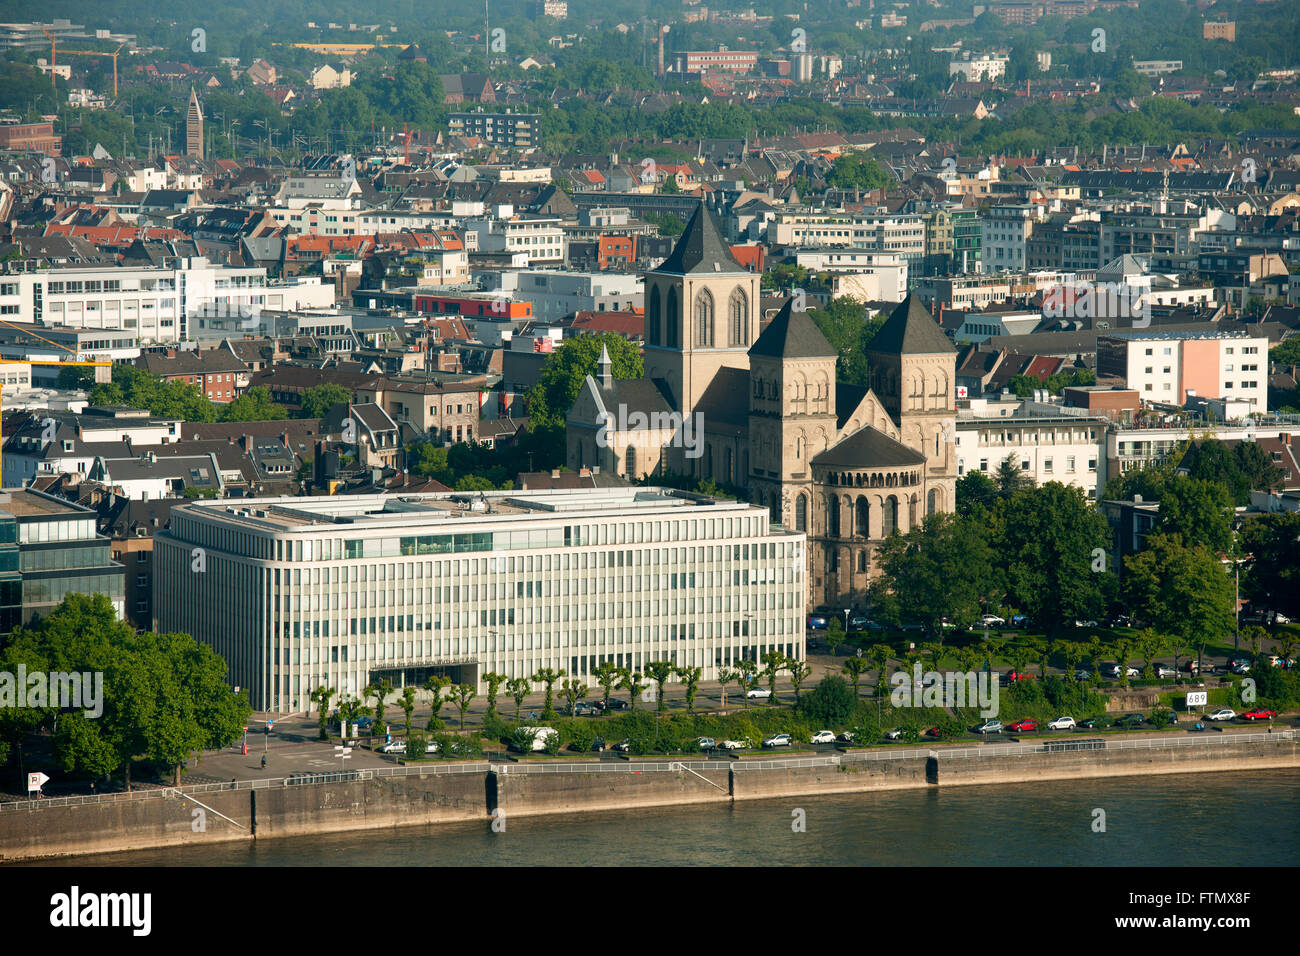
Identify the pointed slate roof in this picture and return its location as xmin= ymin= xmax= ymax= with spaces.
xmin=652 ymin=203 xmax=746 ymax=275
xmin=868 ymin=295 xmax=955 ymax=355
xmin=749 ymin=297 xmax=837 ymax=360
xmin=811 ymin=425 xmax=926 ymax=469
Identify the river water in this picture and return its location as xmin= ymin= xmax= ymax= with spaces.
xmin=28 ymin=768 xmax=1299 ymax=867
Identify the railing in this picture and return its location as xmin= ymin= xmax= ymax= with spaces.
xmin=496 ymin=760 xmax=734 ymax=774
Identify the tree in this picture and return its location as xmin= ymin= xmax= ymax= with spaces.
xmin=994 ymin=454 xmax=1034 ymax=496
xmin=868 ymin=645 xmax=893 ymax=699
xmin=592 ymin=661 xmax=621 ymax=711
xmin=220 ymin=385 xmax=286 ymax=422
xmin=645 ymin=660 xmax=675 ymax=712
xmin=525 ymin=333 xmax=643 ymax=434
xmin=531 ymin=668 xmax=565 ymax=719
xmin=842 ymin=655 xmax=869 ymax=697
xmin=798 ymin=675 xmax=856 ymax=726
xmin=760 ymin=651 xmax=786 ymax=704
xmin=406 ymin=732 xmax=427 ymax=761
xmin=481 ymin=672 xmax=507 ymax=717
xmin=366 ymin=679 xmax=395 ymax=735
xmin=396 ymin=687 xmax=417 ymax=738
xmin=616 ymin=668 xmax=647 ymax=712
xmin=1124 ymin=534 xmax=1235 ymax=674
xmin=718 ymin=667 xmax=745 ymax=712
xmin=824 ymin=618 xmax=845 ymax=656
xmin=451 ymin=684 xmax=476 ymax=731
xmin=871 ymin=512 xmax=1000 ymax=641
xmin=309 ymin=686 xmax=336 ymax=741
xmin=807 ymin=298 xmax=884 ymax=386
xmin=674 ymin=665 xmax=702 ymax=713
xmin=787 ymin=657 xmax=813 ymax=701
xmin=422 ymin=675 xmax=450 ymax=731
xmin=955 ymin=471 xmax=999 ymax=518
xmin=1239 ymin=511 xmax=1300 ymax=621
xmin=996 ymin=483 xmax=1115 ymax=637
xmin=560 ymin=678 xmax=588 ymax=716
xmin=1158 ymin=477 xmax=1233 ymax=555
xmin=299 ymin=383 xmax=352 ymax=420
xmin=827 ymin=154 xmax=891 ymax=190
xmin=506 ymin=677 xmax=532 ymax=721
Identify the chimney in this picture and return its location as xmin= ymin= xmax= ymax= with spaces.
xmin=240 ymin=434 xmax=252 ymax=453
xmin=281 ymin=431 xmax=290 ymax=449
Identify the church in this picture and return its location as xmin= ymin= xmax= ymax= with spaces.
xmin=566 ymin=204 xmax=958 ymax=610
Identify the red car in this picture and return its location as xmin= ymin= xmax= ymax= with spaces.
xmin=1003 ymin=670 xmax=1036 ymax=683
xmin=1241 ymin=709 xmax=1278 ymax=721
xmin=1006 ymin=719 xmax=1039 ymax=732
xmin=925 ymin=727 xmax=955 ymax=739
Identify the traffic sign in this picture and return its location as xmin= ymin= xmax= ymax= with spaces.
xmin=28 ymin=772 xmax=49 ymax=793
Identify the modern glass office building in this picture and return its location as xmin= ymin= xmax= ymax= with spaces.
xmin=154 ymin=488 xmax=807 ymax=713
xmin=0 ymin=489 xmax=125 ymax=634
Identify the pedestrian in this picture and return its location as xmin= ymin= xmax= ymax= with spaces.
xmin=261 ymin=754 xmax=267 ymax=769
xmin=231 ymin=778 xmax=237 ymax=789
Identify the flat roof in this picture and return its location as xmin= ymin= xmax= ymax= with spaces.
xmin=179 ymin=488 xmax=770 ymax=535
xmin=0 ymin=489 xmax=87 ymax=517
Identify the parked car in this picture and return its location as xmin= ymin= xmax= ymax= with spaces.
xmin=425 ymin=740 xmax=440 ymax=754
xmin=979 ymin=614 xmax=1006 ymax=627
xmin=1241 ymin=709 xmax=1278 ymax=721
xmin=573 ymin=702 xmax=598 ymax=716
xmin=1158 ymin=711 xmax=1179 ymax=726
xmin=1106 ymin=664 xmax=1140 ymax=679
xmin=1006 ymin=718 xmax=1039 ymax=732
xmin=1182 ymin=660 xmax=1202 ymax=674
xmin=974 ymin=720 xmax=1003 ymax=734
xmin=597 ymin=698 xmax=631 ymax=712
xmin=762 ymin=733 xmax=792 ymax=748
xmin=591 ymin=737 xmax=606 ymax=752
xmin=354 ymin=716 xmax=374 ymax=731
xmin=1002 ymin=670 xmax=1035 ymax=684
xmin=884 ymin=729 xmax=903 ymax=740
xmin=848 ymin=614 xmax=869 ymax=630
xmin=1231 ymin=662 xmax=1251 ymax=675
xmin=1115 ymin=713 xmax=1145 ymax=727
xmin=1078 ymin=716 xmax=1112 ymax=729
xmin=1206 ymin=708 xmax=1236 ymax=722
xmin=836 ymin=731 xmax=857 ymax=743
xmin=379 ymin=740 xmax=407 ymax=754
xmin=613 ymin=739 xmax=633 ymax=752
xmin=924 ymin=726 xmax=952 ymax=739
xmin=810 ymin=730 xmax=836 ymax=744
xmin=1154 ymin=664 xmax=1177 ymax=679
xmin=697 ymin=737 xmax=717 ymax=750
xmin=1048 ymin=716 xmax=1076 ymax=731
xmin=1074 ymin=669 xmax=1092 ymax=680
xmin=746 ymin=687 xmax=772 ymax=700
xmin=1108 ymin=614 xmax=1136 ymax=628
xmin=899 ymin=621 xmax=927 ymax=633
xmin=717 ymin=739 xmax=748 ymax=751
xmin=807 ymin=614 xmax=829 ymax=630
xmin=1010 ymin=613 xmax=1030 ymax=627
xmin=1073 ymin=619 xmax=1100 ymax=629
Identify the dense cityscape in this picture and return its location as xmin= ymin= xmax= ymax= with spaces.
xmin=0 ymin=0 xmax=1296 ymax=894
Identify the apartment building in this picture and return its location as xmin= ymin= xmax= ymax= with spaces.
xmin=465 ymin=213 xmax=565 ymax=266
xmin=153 ymin=488 xmax=806 ymax=713
xmin=352 ymin=378 xmax=483 ymax=444
xmin=448 ymin=111 xmax=542 ymax=150
xmin=0 ymin=259 xmax=334 ymax=344
xmin=955 ymin=411 xmax=1108 ymax=497
xmin=496 ymin=269 xmax=641 ymax=323
xmin=770 ymin=211 xmax=926 ymax=265
xmin=1096 ymin=330 xmax=1268 ymax=412
xmin=980 ymin=203 xmax=1042 ymax=272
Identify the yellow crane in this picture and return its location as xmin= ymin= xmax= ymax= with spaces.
xmin=59 ymin=45 xmax=128 ymax=99
xmin=0 ymin=319 xmax=113 ymax=482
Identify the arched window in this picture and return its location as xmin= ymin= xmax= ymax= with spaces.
xmin=883 ymin=495 xmax=898 ymax=536
xmin=666 ymin=288 xmax=679 ymax=348
xmin=648 ymin=286 xmax=661 ymax=345
xmin=928 ymin=488 xmax=940 ymax=515
xmin=855 ymin=497 xmax=869 ymax=537
xmin=827 ymin=495 xmax=840 ymax=537
xmin=795 ymin=494 xmax=807 ymax=532
xmin=908 ymin=493 xmax=918 ymax=529
xmin=856 ymin=551 xmax=868 ymax=573
xmin=729 ymin=287 xmax=748 ymax=346
xmin=695 ymin=289 xmax=714 ymax=347
xmin=625 ymin=445 xmax=637 ymax=477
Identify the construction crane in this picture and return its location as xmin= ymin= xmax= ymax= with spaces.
xmin=0 ymin=319 xmax=113 ymax=481
xmin=58 ymin=44 xmax=128 ymax=99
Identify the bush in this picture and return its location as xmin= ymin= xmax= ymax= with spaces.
xmin=566 ymin=722 xmax=596 ymax=753
xmin=507 ymin=727 xmax=539 ymax=753
xmin=481 ymin=712 xmax=510 ymax=742
xmin=406 ymin=733 xmax=426 ymax=760
xmin=798 ymin=675 xmax=856 ymax=726
xmin=542 ymin=730 xmax=563 ymax=755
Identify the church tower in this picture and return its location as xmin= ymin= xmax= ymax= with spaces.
xmin=865 ymin=295 xmax=958 ymax=516
xmin=747 ymin=298 xmax=839 ymax=534
xmin=643 ymin=204 xmax=761 ymax=417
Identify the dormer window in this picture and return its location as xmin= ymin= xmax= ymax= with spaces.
xmin=62 ymin=440 xmax=73 ymax=452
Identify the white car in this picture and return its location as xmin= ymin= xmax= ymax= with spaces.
xmin=746 ymin=687 xmax=772 ymax=700
xmin=425 ymin=740 xmax=439 ymax=754
xmin=1206 ymin=708 xmax=1236 ymax=722
xmin=884 ymin=729 xmax=903 ymax=740
xmin=1153 ymin=664 xmax=1176 ymax=679
xmin=1106 ymin=664 xmax=1140 ymax=678
xmin=717 ymin=739 xmax=747 ymax=750
xmin=810 ymin=730 xmax=836 ymax=744
xmin=379 ymin=740 xmax=407 ymax=753
xmin=979 ymin=614 xmax=1006 ymax=627
xmin=762 ymin=733 xmax=792 ymax=748
xmin=1048 ymin=716 xmax=1076 ymax=731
